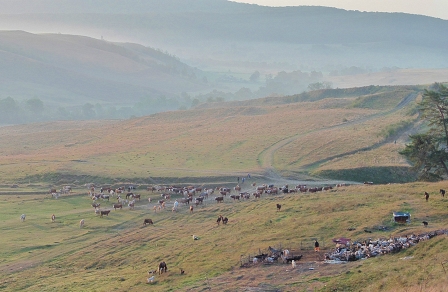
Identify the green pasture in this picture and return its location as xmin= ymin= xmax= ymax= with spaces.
xmin=1 ymin=181 xmax=448 ymax=291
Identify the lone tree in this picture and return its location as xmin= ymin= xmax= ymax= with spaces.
xmin=400 ymin=83 xmax=448 ymax=181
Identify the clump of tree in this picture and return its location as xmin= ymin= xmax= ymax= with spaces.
xmin=400 ymin=83 xmax=448 ymax=181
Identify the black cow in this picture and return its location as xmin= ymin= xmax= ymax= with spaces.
xmin=158 ymin=261 xmax=167 ymax=274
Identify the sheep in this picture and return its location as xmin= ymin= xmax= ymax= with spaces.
xmin=20 ymin=214 xmax=26 ymax=222
xmin=147 ymin=275 xmax=155 ymax=283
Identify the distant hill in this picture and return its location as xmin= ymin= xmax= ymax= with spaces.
xmin=0 ymin=31 xmax=210 ymax=122
xmin=0 ymin=0 xmax=447 ymax=70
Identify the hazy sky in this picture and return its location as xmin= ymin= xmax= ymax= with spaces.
xmin=234 ymin=0 xmax=448 ymax=20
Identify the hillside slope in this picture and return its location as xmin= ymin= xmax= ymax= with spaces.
xmin=0 ymin=31 xmax=207 ymax=106
xmin=0 ymin=1 xmax=447 ymax=70
xmin=0 ymin=85 xmax=421 ymax=184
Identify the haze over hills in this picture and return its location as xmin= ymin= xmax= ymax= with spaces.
xmin=0 ymin=0 xmax=448 ymax=124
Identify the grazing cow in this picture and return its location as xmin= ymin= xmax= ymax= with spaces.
xmin=440 ymin=189 xmax=446 ymax=197
xmin=234 ymin=185 xmax=241 ymax=192
xmin=80 ymin=219 xmax=85 ymax=228
xmin=195 ymin=197 xmax=204 ymax=206
xmin=126 ymin=192 xmax=134 ymax=199
xmin=101 ymin=194 xmax=110 ymax=201
xmin=276 ymin=204 xmax=282 ymax=211
xmin=100 ymin=210 xmax=110 ymax=217
xmin=158 ymin=261 xmax=168 ymax=274
xmin=230 ymin=194 xmax=240 ymax=201
xmin=128 ymin=200 xmax=135 ymax=210
xmin=51 ymin=214 xmax=55 ymax=222
xmin=143 ymin=218 xmax=154 ymax=225
xmin=222 ymin=217 xmax=228 ymax=225
xmin=215 ymin=196 xmax=224 ymax=203
xmin=190 ymin=205 xmax=194 ymax=213
xmin=113 ymin=203 xmax=122 ymax=210
xmin=133 ymin=194 xmax=141 ymax=200
xmin=422 ymin=221 xmax=428 ymax=227
xmin=20 ymin=214 xmax=26 ymax=222
xmin=253 ymin=192 xmax=261 ymax=199
xmin=92 ymin=202 xmax=100 ymax=208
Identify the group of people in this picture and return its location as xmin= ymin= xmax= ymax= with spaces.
xmin=237 ymin=173 xmax=251 ymax=184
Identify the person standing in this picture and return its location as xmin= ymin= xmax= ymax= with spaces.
xmin=314 ymin=240 xmax=320 ymax=252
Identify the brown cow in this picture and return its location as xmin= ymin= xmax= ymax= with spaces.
xmin=100 ymin=210 xmax=110 ymax=217
xmin=113 ymin=203 xmax=122 ymax=210
xmin=215 ymin=196 xmax=224 ymax=203
xmin=143 ymin=218 xmax=153 ymax=225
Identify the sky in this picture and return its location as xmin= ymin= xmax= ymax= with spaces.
xmin=233 ymin=0 xmax=448 ymax=20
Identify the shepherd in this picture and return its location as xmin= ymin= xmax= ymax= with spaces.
xmin=425 ymin=191 xmax=429 ymax=202
xmin=314 ymin=240 xmax=320 ymax=252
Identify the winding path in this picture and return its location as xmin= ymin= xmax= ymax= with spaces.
xmin=257 ymin=92 xmax=418 ymax=181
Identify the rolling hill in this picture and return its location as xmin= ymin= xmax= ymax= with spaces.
xmin=0 ymin=31 xmax=207 ymax=107
xmin=0 ymin=85 xmax=422 ymax=185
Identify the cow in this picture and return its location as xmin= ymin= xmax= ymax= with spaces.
xmin=101 ymin=194 xmax=110 ymax=201
xmin=92 ymin=202 xmax=100 ymax=208
xmin=195 ymin=197 xmax=204 ymax=205
xmin=51 ymin=214 xmax=55 ymax=222
xmin=276 ymin=204 xmax=282 ymax=211
xmin=222 ymin=217 xmax=228 ymax=224
xmin=234 ymin=185 xmax=241 ymax=192
xmin=215 ymin=196 xmax=224 ymax=203
xmin=100 ymin=210 xmax=110 ymax=217
xmin=126 ymin=192 xmax=134 ymax=199
xmin=128 ymin=200 xmax=135 ymax=210
xmin=143 ymin=218 xmax=154 ymax=225
xmin=440 ymin=189 xmax=446 ymax=197
xmin=79 ymin=219 xmax=85 ymax=228
xmin=158 ymin=261 xmax=168 ymax=274
xmin=230 ymin=194 xmax=240 ymax=201
xmin=133 ymin=194 xmax=141 ymax=201
xmin=113 ymin=203 xmax=122 ymax=210
xmin=253 ymin=192 xmax=261 ymax=199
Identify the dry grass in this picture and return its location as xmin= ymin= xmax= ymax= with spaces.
xmin=1 ymin=181 xmax=448 ymax=291
xmin=0 ymin=86 xmax=419 ymax=184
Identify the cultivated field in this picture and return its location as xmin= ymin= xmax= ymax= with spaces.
xmin=1 ymin=180 xmax=448 ymax=291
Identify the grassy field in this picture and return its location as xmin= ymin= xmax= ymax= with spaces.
xmin=0 ymin=86 xmax=420 ymax=185
xmin=2 ymin=85 xmax=447 ymax=291
xmin=1 ymin=180 xmax=448 ymax=291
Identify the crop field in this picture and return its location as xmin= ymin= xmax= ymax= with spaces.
xmin=1 ymin=180 xmax=448 ymax=291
